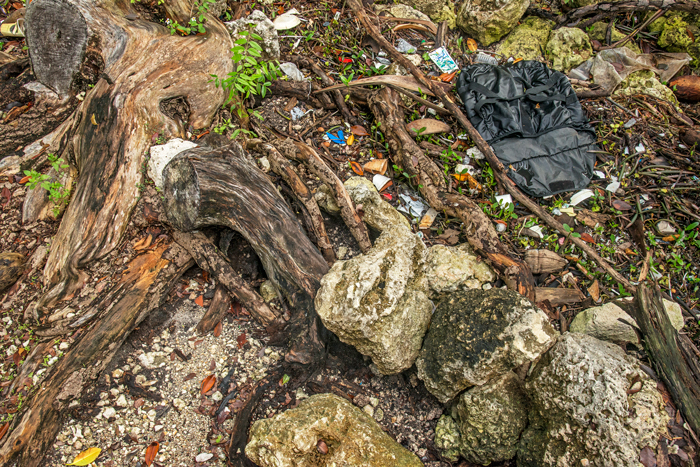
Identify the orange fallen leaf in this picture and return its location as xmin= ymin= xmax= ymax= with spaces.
xmin=19 ymin=175 xmax=30 ymax=185
xmin=0 ymin=423 xmax=8 ymax=440
xmin=201 ymin=374 xmax=216 ymax=394
xmin=195 ymin=295 xmax=204 ymax=307
xmin=349 ymin=161 xmax=364 ymax=176
xmin=439 ymin=71 xmax=457 ymax=82
xmin=580 ymin=232 xmax=596 ymax=244
xmin=322 ymin=141 xmax=331 ymax=148
xmin=213 ymin=321 xmax=222 ymax=338
xmin=350 ymin=125 xmax=369 ymax=136
xmin=467 ymin=38 xmax=478 ymax=52
xmin=145 ymin=442 xmax=159 ymax=466
xmin=662 ymin=235 xmax=679 ymax=242
xmin=346 ymin=133 xmax=355 ymax=146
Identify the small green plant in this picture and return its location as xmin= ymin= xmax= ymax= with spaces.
xmin=23 ymin=154 xmax=71 ymax=217
xmin=165 ymin=0 xmax=216 ymax=35
xmin=211 ymin=27 xmax=282 ymax=121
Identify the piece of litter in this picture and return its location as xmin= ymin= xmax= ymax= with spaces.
xmin=495 ymin=194 xmax=513 ymax=208
xmin=148 ymin=138 xmax=198 ymax=189
xmin=465 ymin=147 xmax=484 ymax=160
xmin=279 ymin=62 xmax=306 ymax=81
xmin=290 ymin=107 xmax=305 ymax=121
xmin=569 ymin=189 xmax=593 ymax=206
xmin=398 ymin=193 xmax=427 ymax=217
xmin=635 ymin=142 xmax=646 ymax=154
xmin=528 ymin=225 xmax=544 ymax=239
xmin=396 ymin=38 xmax=416 ymax=54
xmin=454 ymin=163 xmax=474 ymax=175
xmin=552 ymin=208 xmax=561 ymax=216
xmin=428 ymin=47 xmax=458 ymax=73
xmin=606 ymin=175 xmax=620 ymax=193
xmin=326 ymin=131 xmax=345 ymax=145
xmin=656 ymin=221 xmax=676 ymax=236
xmin=560 ymin=207 xmax=575 ymax=216
xmin=623 ymin=118 xmax=636 ymax=128
xmin=195 ymin=453 xmax=214 ymax=463
xmin=373 ymin=174 xmax=392 ymax=192
xmin=419 ymin=208 xmax=438 ymax=229
xmin=495 ymin=221 xmax=507 ymax=232
xmin=475 ymin=52 xmax=498 ymax=65
xmin=273 ymin=14 xmax=301 ymax=30
xmin=594 ymin=170 xmax=606 ymax=179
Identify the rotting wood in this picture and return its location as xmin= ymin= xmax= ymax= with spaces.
xmin=162 ymin=143 xmax=329 ymax=300
xmin=0 ymin=241 xmax=194 ymax=466
xmin=247 ymin=139 xmax=336 ymax=264
xmin=286 ymin=140 xmax=373 ymax=254
xmin=196 ymin=283 xmax=231 ymax=335
xmin=26 ymin=0 xmax=232 ymax=308
xmin=348 ymin=0 xmax=635 ymax=294
xmin=535 ymin=287 xmax=585 ymax=305
xmin=556 ymin=0 xmax=700 ymax=28
xmin=622 ymin=285 xmax=700 ymax=436
xmin=0 ymin=252 xmax=25 ymax=294
xmin=174 ymin=231 xmax=280 ymax=327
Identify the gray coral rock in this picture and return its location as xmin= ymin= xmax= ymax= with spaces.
xmin=225 ymin=10 xmax=280 ymax=60
xmin=457 ymin=0 xmax=530 ymax=46
xmin=344 ymin=176 xmax=410 ymax=231
xmin=246 ymin=393 xmax=423 ymax=467
xmin=425 ymin=244 xmax=495 ymax=293
xmin=416 ymin=288 xmax=557 ymax=403
xmin=518 ymin=333 xmax=669 ymax=467
xmin=315 ymin=225 xmax=433 ymax=374
xmin=436 ymin=372 xmax=528 ymax=465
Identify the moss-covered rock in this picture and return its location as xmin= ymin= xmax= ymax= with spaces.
xmin=457 ymin=0 xmax=530 ymax=46
xmin=246 ymin=393 xmax=423 ymax=467
xmin=586 ymin=21 xmax=641 ymax=53
xmin=545 ymin=27 xmax=593 ymax=72
xmin=315 ymin=225 xmax=432 ymax=374
xmin=496 ymin=16 xmax=554 ymax=60
xmin=518 ymin=333 xmax=670 ymax=467
xmin=658 ymin=15 xmax=694 ymax=52
xmin=689 ymin=40 xmax=700 ymax=67
xmin=402 ymin=0 xmax=457 ymax=28
xmin=614 ymin=70 xmax=679 ymax=107
xmin=434 ymin=415 xmax=461 ymax=462
xmin=449 ymin=372 xmax=528 ymax=465
xmin=416 ymin=288 xmax=557 ymax=403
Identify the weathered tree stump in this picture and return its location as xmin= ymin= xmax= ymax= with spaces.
xmin=0 ymin=252 xmax=26 ymax=294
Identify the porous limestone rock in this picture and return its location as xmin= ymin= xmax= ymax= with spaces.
xmin=518 ymin=333 xmax=670 ymax=467
xmin=375 ymin=4 xmax=432 ymax=22
xmin=148 ymin=138 xmax=198 ymax=189
xmin=614 ymin=71 xmax=679 ymax=108
xmin=436 ymin=372 xmax=528 ymax=465
xmin=344 ymin=176 xmax=410 ymax=231
xmin=259 ymin=280 xmax=278 ymax=303
xmin=315 ymin=225 xmax=432 ymax=374
xmin=402 ymin=0 xmax=457 ymax=28
xmin=570 ymin=299 xmax=685 ymax=345
xmin=434 ymin=415 xmax=461 ymax=462
xmin=416 ymin=288 xmax=557 ymax=402
xmin=457 ymin=0 xmax=530 ymax=46
xmin=314 ymin=184 xmax=340 ymax=215
xmin=496 ymin=16 xmax=554 ymax=60
xmin=246 ymin=393 xmax=423 ymax=467
xmin=225 ymin=10 xmax=280 ymax=60
xmin=545 ymin=27 xmax=593 ymax=72
xmin=425 ymin=244 xmax=495 ymax=293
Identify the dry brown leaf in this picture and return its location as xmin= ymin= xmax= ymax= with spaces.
xmin=201 ymin=374 xmax=216 ymax=394
xmin=213 ymin=321 xmax=222 ymax=338
xmin=145 ymin=442 xmax=159 ymax=466
xmin=350 ymin=125 xmax=369 ymax=136
xmin=588 ymin=280 xmax=600 ymax=302
xmin=406 ymin=118 xmax=451 ymax=136
xmin=580 ymin=232 xmax=596 ymax=244
xmin=349 ymin=161 xmax=364 ymax=176
xmin=639 ymin=446 xmax=657 ymax=467
xmin=237 ymin=332 xmax=247 ymax=349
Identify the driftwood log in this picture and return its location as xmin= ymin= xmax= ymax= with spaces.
xmin=24 ymin=0 xmax=232 ymax=308
xmin=625 ymin=285 xmax=700 ymax=436
xmin=162 ymin=143 xmax=330 ymax=362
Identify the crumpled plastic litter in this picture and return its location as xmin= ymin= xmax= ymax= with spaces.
xmin=569 ymin=48 xmax=690 ymax=93
xmin=279 ymin=62 xmax=307 ymax=82
xmin=290 ymin=106 xmax=305 ymax=121
xmin=396 ymin=38 xmax=416 ymax=54
xmin=475 ymin=52 xmax=498 ymax=66
xmin=398 ymin=193 xmax=428 ymax=217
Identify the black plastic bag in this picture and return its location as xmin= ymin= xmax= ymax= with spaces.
xmin=456 ymin=61 xmax=597 ymax=197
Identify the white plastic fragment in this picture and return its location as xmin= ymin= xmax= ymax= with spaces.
xmin=606 ymin=175 xmax=620 ymax=193
xmin=569 ymin=189 xmax=593 ymax=206
xmin=656 ymin=221 xmax=676 ymax=236
xmin=279 ymin=62 xmax=306 ymax=81
xmin=528 ymin=225 xmax=544 ymax=239
xmin=398 ymin=193 xmax=427 ymax=217
xmin=148 ymin=138 xmax=198 ymax=189
xmin=495 ymin=194 xmax=513 ymax=208
xmin=465 ymin=147 xmax=484 ymax=160
xmin=495 ymin=222 xmax=507 ymax=232
xmin=273 ymin=13 xmax=301 ymax=30
xmin=195 ymin=453 xmax=214 ymax=462
xmin=396 ymin=38 xmax=416 ymax=54
xmin=419 ymin=208 xmax=438 ymax=229
xmin=635 ymin=142 xmax=646 ymax=154
xmin=372 ymin=174 xmax=392 ymax=192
